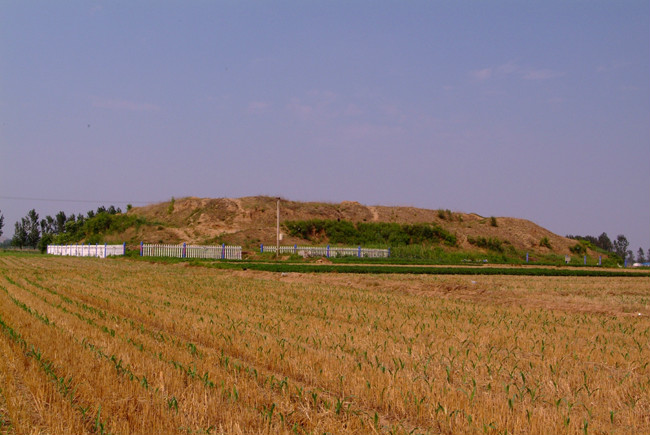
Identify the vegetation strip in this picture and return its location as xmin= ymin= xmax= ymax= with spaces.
xmin=194 ymin=260 xmax=649 ymax=277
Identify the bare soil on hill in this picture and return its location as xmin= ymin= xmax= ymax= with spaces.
xmin=122 ymin=196 xmax=588 ymax=256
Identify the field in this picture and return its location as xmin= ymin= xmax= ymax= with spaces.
xmin=0 ymin=255 xmax=648 ymax=434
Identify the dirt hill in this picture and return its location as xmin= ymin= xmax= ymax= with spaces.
xmin=109 ymin=196 xmax=591 ymax=257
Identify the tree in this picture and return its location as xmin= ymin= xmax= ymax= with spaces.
xmin=11 ymin=220 xmax=27 ymax=248
xmin=637 ymin=248 xmax=646 ymax=264
xmin=0 ymin=210 xmax=4 ymax=239
xmin=566 ymin=232 xmax=614 ymax=252
xmin=25 ymin=209 xmax=41 ymax=248
xmin=613 ymin=234 xmax=629 ymax=261
xmin=55 ymin=211 xmax=67 ymax=234
xmin=597 ymin=232 xmax=613 ymax=252
xmin=37 ymin=232 xmax=53 ymax=253
xmin=40 ymin=216 xmax=55 ymax=236
xmin=64 ymin=214 xmax=76 ymax=232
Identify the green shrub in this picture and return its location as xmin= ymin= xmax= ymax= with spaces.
xmin=468 ymin=236 xmax=504 ymax=252
xmin=50 ymin=213 xmax=149 ymax=245
xmin=38 ymin=233 xmax=53 ymax=253
xmin=490 ymin=216 xmax=498 ymax=227
xmin=284 ymin=219 xmax=457 ymax=247
xmin=570 ymin=243 xmax=587 ymax=255
xmin=539 ymin=236 xmax=552 ymax=249
xmin=437 ymin=209 xmax=453 ymax=220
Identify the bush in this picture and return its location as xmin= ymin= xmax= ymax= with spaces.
xmin=284 ymin=219 xmax=457 ymax=247
xmin=37 ymin=233 xmax=53 ymax=253
xmin=490 ymin=216 xmax=498 ymax=227
xmin=468 ymin=236 xmax=504 ymax=252
xmin=437 ymin=209 xmax=453 ymax=220
xmin=51 ymin=213 xmax=148 ymax=245
xmin=570 ymin=243 xmax=587 ymax=255
xmin=539 ymin=237 xmax=552 ymax=249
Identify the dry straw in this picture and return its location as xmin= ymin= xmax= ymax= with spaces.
xmin=0 ymin=255 xmax=648 ymax=434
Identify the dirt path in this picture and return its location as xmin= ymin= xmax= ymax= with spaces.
xmin=368 ymin=206 xmax=380 ymax=221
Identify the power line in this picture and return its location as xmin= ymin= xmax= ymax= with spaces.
xmin=0 ymin=195 xmax=153 ymax=205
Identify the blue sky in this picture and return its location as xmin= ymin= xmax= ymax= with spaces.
xmin=1 ymin=1 xmax=648 ymax=253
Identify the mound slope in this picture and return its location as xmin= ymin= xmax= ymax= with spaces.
xmin=108 ymin=196 xmax=589 ymax=257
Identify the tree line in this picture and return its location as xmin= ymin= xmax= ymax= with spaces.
xmin=0 ymin=206 xmax=125 ymax=251
xmin=566 ymin=232 xmax=648 ymax=264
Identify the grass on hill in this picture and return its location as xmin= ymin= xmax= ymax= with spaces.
xmin=284 ymin=219 xmax=457 ymax=247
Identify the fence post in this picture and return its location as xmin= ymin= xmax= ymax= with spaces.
xmin=526 ymin=252 xmax=529 ymax=263
xmin=182 ymin=243 xmax=186 ymax=259
xmin=358 ymin=246 xmax=361 ymax=257
xmin=327 ymin=245 xmax=330 ymax=258
xmin=598 ymin=256 xmax=602 ymax=266
xmin=140 ymin=241 xmax=143 ymax=256
xmin=584 ymin=255 xmax=587 ymax=265
xmin=123 ymin=242 xmax=126 ymax=256
xmin=222 ymin=243 xmax=225 ymax=259
xmin=260 ymin=244 xmax=263 ymax=253
xmin=388 ymin=247 xmax=391 ymax=257
xmin=294 ymin=244 xmax=297 ymax=254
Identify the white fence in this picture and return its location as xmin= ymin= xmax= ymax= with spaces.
xmin=140 ymin=243 xmax=242 ymax=260
xmin=261 ymin=244 xmax=390 ymax=258
xmin=47 ymin=243 xmax=126 ymax=258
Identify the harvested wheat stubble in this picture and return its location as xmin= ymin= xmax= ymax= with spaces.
xmin=0 ymin=255 xmax=648 ymax=434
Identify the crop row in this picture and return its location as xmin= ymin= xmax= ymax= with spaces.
xmin=0 ymin=255 xmax=648 ymax=434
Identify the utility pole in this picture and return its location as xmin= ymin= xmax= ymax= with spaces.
xmin=276 ymin=197 xmax=280 ymax=259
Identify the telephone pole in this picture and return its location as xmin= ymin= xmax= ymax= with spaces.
xmin=276 ymin=198 xmax=280 ymax=259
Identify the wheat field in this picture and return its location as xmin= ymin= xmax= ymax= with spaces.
xmin=0 ymin=255 xmax=648 ymax=434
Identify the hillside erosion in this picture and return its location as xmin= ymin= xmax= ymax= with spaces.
xmin=108 ymin=196 xmax=587 ymax=257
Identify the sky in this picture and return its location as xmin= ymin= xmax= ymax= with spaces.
xmin=1 ymin=1 xmax=648 ymax=253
